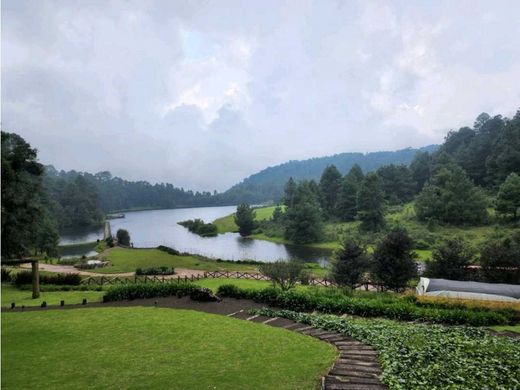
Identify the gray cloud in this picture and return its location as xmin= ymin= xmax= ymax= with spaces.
xmin=2 ymin=0 xmax=520 ymax=191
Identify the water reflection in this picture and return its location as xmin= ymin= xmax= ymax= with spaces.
xmin=60 ymin=206 xmax=333 ymax=264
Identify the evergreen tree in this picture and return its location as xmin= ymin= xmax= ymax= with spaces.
xmin=337 ymin=164 xmax=363 ymax=221
xmin=480 ymin=234 xmax=520 ymax=284
xmin=372 ymin=228 xmax=417 ymax=292
xmin=319 ymin=165 xmax=342 ymax=218
xmin=357 ymin=173 xmax=385 ymax=231
xmin=283 ymin=177 xmax=297 ymax=208
xmin=284 ymin=181 xmax=323 ymax=244
xmin=376 ymin=164 xmax=416 ymax=204
xmin=116 ymin=229 xmax=131 ymax=246
xmin=426 ymin=239 xmax=474 ymax=281
xmin=415 ymin=162 xmax=488 ymax=225
xmin=234 ymin=203 xmax=256 ymax=236
xmin=1 ymin=132 xmax=59 ymax=258
xmin=496 ymin=173 xmax=520 ymax=220
xmin=331 ymin=239 xmax=369 ymax=289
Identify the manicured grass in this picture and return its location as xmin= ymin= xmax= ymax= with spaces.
xmin=97 ymin=247 xmax=258 ymax=273
xmin=489 ymin=325 xmax=520 ymax=333
xmin=195 ymin=278 xmax=272 ymax=291
xmin=213 ymin=205 xmax=282 ymax=234
xmin=1 ymin=284 xmax=104 ymax=307
xmin=1 ymin=308 xmax=337 ymax=389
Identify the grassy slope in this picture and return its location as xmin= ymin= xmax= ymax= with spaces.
xmin=97 ymin=247 xmax=259 ymax=273
xmin=2 ymin=308 xmax=337 ymax=389
xmin=215 ymin=202 xmax=517 ymax=260
xmin=489 ymin=325 xmax=520 ymax=333
xmin=1 ymin=284 xmax=104 ymax=307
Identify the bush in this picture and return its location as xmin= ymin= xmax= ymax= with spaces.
xmin=189 ymin=287 xmax=220 ymax=302
xmin=104 ymin=283 xmax=205 ymax=302
xmin=157 ymin=245 xmax=180 ymax=256
xmin=135 ymin=267 xmax=175 ymax=276
xmin=116 ymin=229 xmax=131 ymax=246
xmin=13 ymin=271 xmax=81 ymax=286
xmin=251 ymin=308 xmax=520 ymax=390
xmin=259 ymin=260 xmax=305 ymax=291
xmin=178 ymin=219 xmax=218 ymax=237
xmin=1 ymin=267 xmax=12 ymax=282
xmin=216 ymin=285 xmax=513 ymax=326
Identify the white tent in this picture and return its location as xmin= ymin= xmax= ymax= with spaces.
xmin=416 ymin=277 xmax=520 ymax=302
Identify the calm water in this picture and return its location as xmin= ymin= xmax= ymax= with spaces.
xmin=60 ymin=206 xmax=332 ymax=264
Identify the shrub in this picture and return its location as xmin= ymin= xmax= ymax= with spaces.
xmin=178 ymin=219 xmax=218 ymax=237
xmin=426 ymin=238 xmax=475 ymax=280
xmin=135 ymin=266 xmax=175 ymax=276
xmin=259 ymin=260 xmax=305 ymax=291
xmin=157 ymin=245 xmax=180 ymax=256
xmin=13 ymin=271 xmax=81 ymax=286
xmin=116 ymin=229 xmax=131 ymax=246
xmin=189 ymin=287 xmax=220 ymax=302
xmin=216 ymin=285 xmax=512 ymax=326
xmin=331 ymin=239 xmax=369 ymax=289
xmin=104 ymin=283 xmax=204 ymax=301
xmin=1 ymin=267 xmax=12 ymax=282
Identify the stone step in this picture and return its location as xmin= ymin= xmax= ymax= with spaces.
xmin=330 ymin=368 xmax=381 ymax=379
xmin=246 ymin=314 xmax=259 ymax=321
xmin=337 ymin=359 xmax=382 ymax=369
xmin=282 ymin=322 xmax=303 ymax=330
xmin=229 ymin=310 xmax=252 ymax=320
xmin=249 ymin=315 xmax=272 ymax=323
xmin=336 ymin=345 xmax=376 ymax=352
xmin=338 ymin=349 xmax=378 ymax=356
xmin=323 ymin=376 xmax=387 ymax=390
xmin=261 ymin=317 xmax=279 ymax=325
xmin=325 ymin=375 xmax=383 ymax=385
xmin=294 ymin=325 xmax=315 ymax=332
xmin=265 ymin=317 xmax=296 ymax=328
xmin=317 ymin=333 xmax=347 ymax=342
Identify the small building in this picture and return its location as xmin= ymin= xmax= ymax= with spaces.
xmin=416 ymin=277 xmax=520 ymax=302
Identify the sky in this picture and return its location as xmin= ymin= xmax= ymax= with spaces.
xmin=2 ymin=0 xmax=520 ymax=192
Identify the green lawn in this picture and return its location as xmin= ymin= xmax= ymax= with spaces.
xmin=1 ymin=284 xmax=104 ymax=307
xmin=213 ymin=205 xmax=282 ymax=233
xmin=489 ymin=325 xmax=520 ymax=333
xmin=195 ymin=278 xmax=273 ymax=291
xmin=2 ymin=308 xmax=337 ymax=389
xmin=97 ymin=248 xmax=259 ymax=273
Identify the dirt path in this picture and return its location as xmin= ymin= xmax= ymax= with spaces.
xmin=20 ymin=263 xmax=205 ymax=278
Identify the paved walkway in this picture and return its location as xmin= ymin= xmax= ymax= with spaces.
xmin=8 ymin=296 xmax=387 ymax=390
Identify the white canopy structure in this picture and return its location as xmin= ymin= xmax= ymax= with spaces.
xmin=416 ymin=277 xmax=520 ymax=302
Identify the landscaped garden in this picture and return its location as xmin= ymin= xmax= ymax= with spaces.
xmin=1 ymin=308 xmax=337 ymax=389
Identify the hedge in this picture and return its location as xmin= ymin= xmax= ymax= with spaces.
xmin=217 ymin=285 xmax=515 ymax=326
xmin=103 ymin=283 xmax=217 ymax=302
xmin=13 ymin=271 xmax=82 ymax=286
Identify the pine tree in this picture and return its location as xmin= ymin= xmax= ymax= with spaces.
xmin=357 ymin=173 xmax=385 ymax=231
xmin=319 ymin=165 xmax=342 ymax=219
xmin=496 ymin=172 xmax=520 ymax=220
xmin=337 ymin=164 xmax=363 ymax=221
xmin=234 ymin=203 xmax=256 ymax=236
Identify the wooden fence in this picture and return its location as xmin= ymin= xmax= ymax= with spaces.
xmin=79 ymin=271 xmax=359 ymax=288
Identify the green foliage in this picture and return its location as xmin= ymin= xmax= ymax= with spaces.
xmin=135 ymin=266 xmax=174 ymax=276
xmin=259 ymin=260 xmax=306 ymax=291
xmin=13 ymin=271 xmax=81 ymax=286
xmin=426 ymin=238 xmax=475 ymax=280
xmin=372 ymin=228 xmax=417 ymax=291
xmin=156 ymin=245 xmax=180 ymax=255
xmin=217 ymin=286 xmax=513 ymax=326
xmin=1 ymin=268 xmax=12 ymax=282
xmin=357 ymin=173 xmax=385 ymax=231
xmin=409 ymin=150 xmax=432 ymax=192
xmin=188 ymin=286 xmax=220 ymax=302
xmin=319 ymin=165 xmax=342 ymax=218
xmin=331 ymin=239 xmax=369 ymax=289
xmin=376 ymin=164 xmax=416 ymax=204
xmin=252 ymin=309 xmax=520 ymax=390
xmin=1 ymin=131 xmax=59 ymax=258
xmin=178 ymin=219 xmax=218 ymax=236
xmin=415 ymin=162 xmax=488 ymax=225
xmin=479 ymin=233 xmax=520 ymax=284
xmin=496 ymin=172 xmax=520 ymax=220
xmin=103 ymin=282 xmax=202 ymax=301
xmin=116 ymin=228 xmax=131 ymax=246
xmin=234 ymin=203 xmax=256 ymax=236
xmin=337 ymin=164 xmax=363 ymax=221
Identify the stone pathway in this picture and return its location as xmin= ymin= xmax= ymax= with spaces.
xmin=227 ymin=310 xmax=387 ymax=390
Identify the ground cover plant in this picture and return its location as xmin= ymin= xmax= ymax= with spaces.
xmin=251 ymin=308 xmax=520 ymax=390
xmin=1 ymin=308 xmax=337 ymax=389
xmin=1 ymin=284 xmax=104 ymax=307
xmin=217 ymin=285 xmax=517 ymax=326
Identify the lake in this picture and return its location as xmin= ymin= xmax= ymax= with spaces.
xmin=60 ymin=206 xmax=332 ymax=264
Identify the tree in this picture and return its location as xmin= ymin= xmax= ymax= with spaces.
xmin=496 ymin=172 xmax=520 ymax=220
xmin=283 ymin=177 xmax=297 ymax=208
xmin=259 ymin=260 xmax=305 ymax=291
xmin=234 ymin=203 xmax=256 ymax=236
xmin=357 ymin=173 xmax=385 ymax=231
xmin=426 ymin=239 xmax=475 ymax=280
xmin=337 ymin=164 xmax=363 ymax=221
xmin=376 ymin=164 xmax=416 ymax=204
xmin=415 ymin=163 xmax=488 ymax=225
xmin=410 ymin=151 xmax=432 ymax=193
xmin=372 ymin=228 xmax=417 ymax=291
xmin=479 ymin=234 xmax=520 ymax=284
xmin=272 ymin=205 xmax=284 ymax=223
xmin=319 ymin=165 xmax=342 ymax=218
xmin=1 ymin=132 xmax=59 ymax=258
xmin=116 ymin=229 xmax=131 ymax=246
xmin=284 ymin=181 xmax=323 ymax=244
xmin=331 ymin=239 xmax=369 ymax=289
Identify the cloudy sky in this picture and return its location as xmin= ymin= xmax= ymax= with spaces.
xmin=2 ymin=0 xmax=519 ymax=191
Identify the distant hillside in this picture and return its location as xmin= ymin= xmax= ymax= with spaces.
xmin=220 ymin=145 xmax=438 ymax=204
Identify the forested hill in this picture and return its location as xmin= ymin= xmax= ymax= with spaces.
xmin=220 ymin=146 xmax=438 ymax=204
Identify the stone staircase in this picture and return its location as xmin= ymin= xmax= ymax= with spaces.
xmin=227 ymin=311 xmax=387 ymax=390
